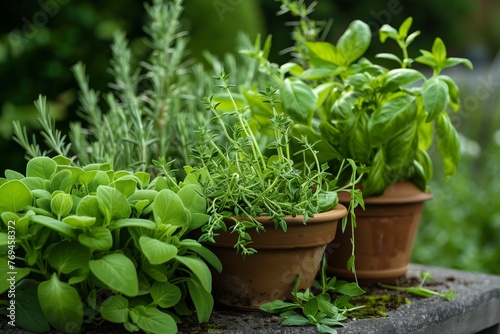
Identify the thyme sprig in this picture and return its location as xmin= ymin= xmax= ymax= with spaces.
xmin=193 ymin=70 xmax=358 ymax=255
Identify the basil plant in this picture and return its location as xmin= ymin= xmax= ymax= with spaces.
xmin=242 ymin=6 xmax=473 ymax=196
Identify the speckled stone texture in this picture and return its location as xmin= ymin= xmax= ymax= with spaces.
xmin=202 ymin=264 xmax=500 ymax=334
xmin=3 ymin=264 xmax=500 ymax=334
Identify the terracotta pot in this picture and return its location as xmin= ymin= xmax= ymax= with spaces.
xmin=205 ymin=204 xmax=347 ymax=310
xmin=326 ymin=181 xmax=432 ymax=283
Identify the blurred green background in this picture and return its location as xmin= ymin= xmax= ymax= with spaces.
xmin=1 ymin=0 xmax=499 ymax=274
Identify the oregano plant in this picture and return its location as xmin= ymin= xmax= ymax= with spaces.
xmin=0 ymin=156 xmax=221 ymax=333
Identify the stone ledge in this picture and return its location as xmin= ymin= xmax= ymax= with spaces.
xmin=2 ymin=264 xmax=500 ymax=334
xmin=202 ymin=264 xmax=500 ymax=334
xmin=335 ymin=264 xmax=500 ymax=334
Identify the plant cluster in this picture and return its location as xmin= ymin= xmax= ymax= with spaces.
xmin=0 ymin=156 xmax=221 ymax=333
xmin=260 ymin=257 xmax=365 ymax=334
xmin=190 ymin=71 xmax=362 ymax=256
xmin=241 ymin=1 xmax=473 ymax=196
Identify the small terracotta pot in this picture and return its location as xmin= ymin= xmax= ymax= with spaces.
xmin=326 ymin=181 xmax=431 ymax=283
xmin=205 ymin=204 xmax=347 ymax=310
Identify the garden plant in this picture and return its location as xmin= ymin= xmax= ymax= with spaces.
xmin=0 ymin=0 xmax=479 ymax=332
xmin=0 ymin=155 xmax=220 ymax=333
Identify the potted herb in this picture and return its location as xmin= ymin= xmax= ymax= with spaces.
xmin=189 ymin=71 xmax=363 ymax=309
xmin=237 ymin=1 xmax=472 ymax=281
xmin=0 ymin=155 xmax=221 ymax=333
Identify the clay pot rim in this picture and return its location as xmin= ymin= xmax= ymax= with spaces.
xmin=229 ymin=203 xmax=348 ymax=226
xmin=339 ymin=180 xmax=432 ymax=205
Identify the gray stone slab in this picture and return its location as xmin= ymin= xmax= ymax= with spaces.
xmin=335 ymin=264 xmax=500 ymax=334
xmin=205 ymin=264 xmax=500 ymax=334
xmin=3 ymin=264 xmax=500 ymax=333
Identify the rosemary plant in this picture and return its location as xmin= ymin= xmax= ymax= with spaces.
xmin=192 ymin=71 xmax=362 ymax=256
xmin=12 ymin=0 xmax=262 ymax=175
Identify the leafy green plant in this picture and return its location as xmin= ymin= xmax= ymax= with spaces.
xmin=379 ymin=271 xmax=456 ymax=301
xmin=189 ymin=71 xmax=363 ymax=256
xmin=260 ymin=256 xmax=365 ymax=334
xmin=0 ymin=156 xmax=221 ymax=333
xmin=241 ymin=0 xmax=473 ymax=196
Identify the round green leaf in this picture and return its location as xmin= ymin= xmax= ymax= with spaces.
xmin=150 ymin=282 xmax=182 ymax=308
xmin=96 ymin=186 xmax=132 ymax=224
xmin=51 ymin=193 xmax=73 ymax=219
xmin=50 ymin=169 xmax=72 ymax=193
xmin=63 ymin=215 xmax=96 ymax=229
xmin=152 ymin=189 xmax=189 ymax=227
xmin=89 ymin=253 xmax=138 ymax=297
xmin=38 ymin=274 xmax=83 ymax=333
xmin=139 ymin=236 xmax=178 ymax=265
xmin=78 ymin=226 xmax=112 ymax=250
xmin=15 ymin=279 xmax=51 ymax=333
xmin=100 ymin=295 xmax=129 ymax=324
xmin=26 ymin=157 xmax=57 ymax=179
xmin=177 ymin=184 xmax=206 ymax=215
xmin=48 ymin=241 xmax=91 ymax=274
xmin=76 ymin=195 xmax=102 ymax=219
xmin=0 ymin=180 xmax=32 ymax=213
xmin=131 ymin=306 xmax=177 ymax=334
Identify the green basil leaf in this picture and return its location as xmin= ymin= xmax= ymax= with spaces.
xmin=363 ymin=149 xmax=387 ymax=196
xmin=152 ymin=189 xmax=189 ymax=227
xmin=15 ymin=279 xmax=51 ymax=333
xmin=281 ymin=78 xmax=318 ymax=125
xmin=306 ymin=41 xmax=343 ymax=66
xmin=31 ymin=215 xmax=75 ymax=239
xmin=369 ymin=95 xmax=417 ymax=147
xmin=337 ymin=20 xmax=371 ymax=65
xmin=5 ymin=169 xmax=24 ymax=180
xmin=381 ymin=68 xmax=425 ymax=92
xmin=436 ymin=112 xmax=460 ymax=177
xmin=422 ymin=77 xmax=449 ymax=121
xmin=51 ymin=193 xmax=73 ymax=219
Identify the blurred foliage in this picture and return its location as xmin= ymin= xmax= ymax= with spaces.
xmin=412 ymin=70 xmax=500 ymax=275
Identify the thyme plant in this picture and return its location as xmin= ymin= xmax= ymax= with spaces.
xmin=191 ymin=71 xmax=362 ymax=256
